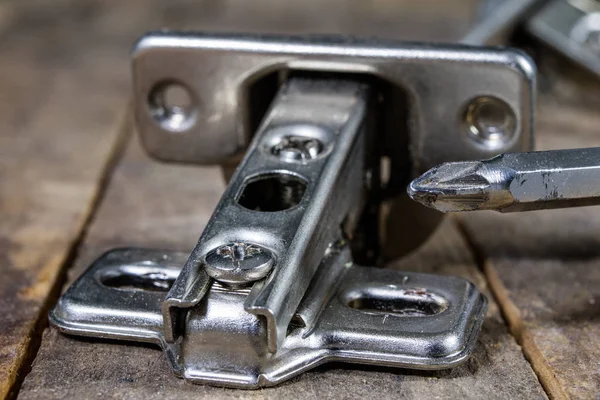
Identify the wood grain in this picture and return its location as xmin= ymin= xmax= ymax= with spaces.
xmin=0 ymin=2 xmax=132 ymax=397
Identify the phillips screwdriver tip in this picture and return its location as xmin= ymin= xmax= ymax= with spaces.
xmin=407 ymin=161 xmax=501 ymax=212
xmin=409 ymin=148 xmax=600 ymax=213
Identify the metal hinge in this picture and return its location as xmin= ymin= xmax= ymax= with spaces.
xmin=50 ymin=32 xmax=535 ymax=388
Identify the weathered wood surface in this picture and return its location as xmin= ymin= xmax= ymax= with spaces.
xmin=458 ymin=62 xmax=600 ymax=400
xmin=0 ymin=1 xmax=133 ymax=397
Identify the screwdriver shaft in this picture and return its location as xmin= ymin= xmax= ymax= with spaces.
xmin=408 ymin=147 xmax=600 ymax=213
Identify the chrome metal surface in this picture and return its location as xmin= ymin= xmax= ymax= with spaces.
xmin=163 ymin=77 xmax=371 ymax=350
xmin=408 ymin=147 xmax=600 ymax=213
xmin=462 ymin=95 xmax=518 ymax=150
xmin=51 ymin=247 xmax=487 ymax=388
xmin=204 ymin=243 xmax=275 ymax=285
xmin=270 ymin=135 xmax=322 ymax=161
xmin=46 ymin=23 xmax=547 ymax=386
xmin=52 ymin=74 xmax=490 ymax=389
xmin=133 ymin=32 xmax=535 ymax=170
xmin=527 ymin=0 xmax=600 ymax=76
xmin=463 ymin=0 xmax=546 ymax=45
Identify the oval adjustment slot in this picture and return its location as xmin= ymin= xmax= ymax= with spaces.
xmin=344 ymin=286 xmax=449 ymax=316
xmin=236 ymin=173 xmax=307 ymax=212
xmin=99 ymin=265 xmax=179 ymax=293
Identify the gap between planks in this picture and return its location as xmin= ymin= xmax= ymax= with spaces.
xmin=5 ymin=107 xmax=133 ymax=400
xmin=454 ymin=215 xmax=569 ymax=400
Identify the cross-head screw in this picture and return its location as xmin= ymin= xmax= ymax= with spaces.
xmin=271 ymin=135 xmax=322 ymax=161
xmin=204 ymin=242 xmax=274 ymax=285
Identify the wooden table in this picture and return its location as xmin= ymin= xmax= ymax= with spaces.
xmin=1 ymin=1 xmax=599 ymax=399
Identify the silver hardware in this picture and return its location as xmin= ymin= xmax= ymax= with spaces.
xmin=133 ymin=31 xmax=535 ymax=257
xmin=409 ymin=147 xmax=600 ymax=213
xmin=51 ymin=31 xmax=536 ymax=389
xmin=51 ymin=247 xmax=487 ymax=388
xmin=133 ymin=32 xmax=534 ymax=170
xmin=164 ymin=78 xmax=372 ymax=350
xmin=204 ymin=243 xmax=275 ymax=285
xmin=527 ymin=0 xmax=600 ymax=76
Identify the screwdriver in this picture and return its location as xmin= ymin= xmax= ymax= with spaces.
xmin=407 ymin=147 xmax=600 ymax=213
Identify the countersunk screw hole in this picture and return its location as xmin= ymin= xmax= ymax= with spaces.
xmin=148 ymin=81 xmax=196 ymax=132
xmin=463 ymin=96 xmax=517 ymax=150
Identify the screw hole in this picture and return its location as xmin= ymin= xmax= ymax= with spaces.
xmin=463 ymin=96 xmax=517 ymax=150
xmin=148 ymin=81 xmax=195 ymax=132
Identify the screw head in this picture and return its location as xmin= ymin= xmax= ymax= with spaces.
xmin=463 ymin=96 xmax=517 ymax=150
xmin=204 ymin=243 xmax=274 ymax=285
xmin=271 ymin=136 xmax=322 ymax=161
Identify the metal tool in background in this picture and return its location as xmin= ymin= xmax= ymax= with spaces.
xmin=50 ymin=31 xmax=536 ymax=388
xmin=463 ymin=0 xmax=546 ymax=45
xmin=409 ymin=147 xmax=600 ymax=213
xmin=527 ymin=0 xmax=600 ymax=77
xmin=465 ymin=0 xmax=600 ymax=78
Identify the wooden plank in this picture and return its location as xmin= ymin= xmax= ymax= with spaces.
xmin=458 ymin=61 xmax=600 ymax=399
xmin=0 ymin=1 xmax=134 ymax=397
xmin=18 ymin=132 xmax=547 ymax=399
